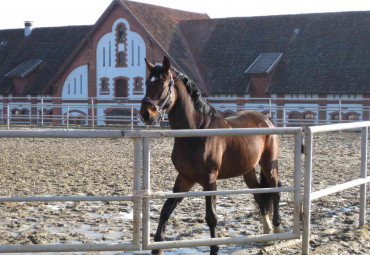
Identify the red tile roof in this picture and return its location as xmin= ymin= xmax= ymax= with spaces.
xmin=0 ymin=26 xmax=92 ymax=94
xmin=178 ymin=12 xmax=370 ymax=94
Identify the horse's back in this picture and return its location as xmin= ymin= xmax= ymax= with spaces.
xmin=225 ymin=110 xmax=274 ymax=128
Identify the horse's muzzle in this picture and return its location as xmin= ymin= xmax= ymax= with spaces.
xmin=139 ymin=111 xmax=157 ymax=125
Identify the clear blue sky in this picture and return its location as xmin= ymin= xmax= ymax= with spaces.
xmin=0 ymin=0 xmax=369 ymax=29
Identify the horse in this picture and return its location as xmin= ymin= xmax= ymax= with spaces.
xmin=140 ymin=56 xmax=282 ymax=255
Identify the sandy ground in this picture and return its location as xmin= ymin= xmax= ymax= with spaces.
xmin=0 ymin=131 xmax=369 ymax=254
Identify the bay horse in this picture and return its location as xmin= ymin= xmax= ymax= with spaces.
xmin=140 ymin=56 xmax=282 ymax=255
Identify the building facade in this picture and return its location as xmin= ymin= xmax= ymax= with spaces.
xmin=0 ymin=0 xmax=370 ymax=126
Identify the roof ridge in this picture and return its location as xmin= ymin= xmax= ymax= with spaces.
xmin=180 ymin=10 xmax=370 ymax=22
xmin=123 ymin=0 xmax=209 ymax=17
xmin=33 ymin=25 xmax=94 ymax=30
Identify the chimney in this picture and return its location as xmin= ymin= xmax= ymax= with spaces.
xmin=24 ymin=21 xmax=33 ymax=37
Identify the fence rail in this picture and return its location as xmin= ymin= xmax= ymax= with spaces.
xmin=0 ymin=96 xmax=369 ymax=128
xmin=0 ymin=123 xmax=368 ymax=254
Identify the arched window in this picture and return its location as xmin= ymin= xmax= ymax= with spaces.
xmin=109 ymin=41 xmax=111 ymax=66
xmin=12 ymin=109 xmax=19 ymax=115
xmin=290 ymin=113 xmax=300 ymax=119
xmin=99 ymin=77 xmax=109 ymax=95
xmin=118 ymin=25 xmax=125 ymax=42
xmin=331 ymin=114 xmax=339 ymax=120
xmin=103 ymin=47 xmax=106 ymax=67
xmin=102 ymin=79 xmax=108 ymax=90
xmin=304 ymin=113 xmax=315 ymax=119
xmin=105 ymin=109 xmax=135 ymax=125
xmin=347 ymin=113 xmax=359 ymax=121
xmin=119 ymin=53 xmax=125 ymax=65
xmin=115 ymin=23 xmax=127 ymax=67
xmin=80 ymin=74 xmax=83 ymax=94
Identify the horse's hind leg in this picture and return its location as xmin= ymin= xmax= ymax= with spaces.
xmin=152 ymin=174 xmax=195 ymax=255
xmin=203 ymin=181 xmax=219 ymax=255
xmin=243 ymin=170 xmax=272 ymax=234
xmin=260 ymin=150 xmax=283 ymax=233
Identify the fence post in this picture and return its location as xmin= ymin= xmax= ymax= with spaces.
xmin=269 ymin=99 xmax=272 ymax=119
xmin=66 ymin=106 xmax=70 ymax=130
xmin=359 ymin=127 xmax=368 ymax=226
xmin=7 ymin=104 xmax=10 ymax=130
xmin=142 ymin=137 xmax=151 ymax=249
xmin=283 ymin=107 xmax=286 ymax=127
xmin=131 ymin=106 xmax=134 ymax=130
xmin=339 ymin=99 xmax=342 ymax=123
xmin=91 ymin=98 xmax=95 ymax=128
xmin=133 ymin=138 xmax=142 ymax=249
xmin=41 ymin=98 xmax=44 ymax=126
xmin=302 ymin=129 xmax=313 ymax=255
xmin=293 ymin=131 xmax=303 ymax=235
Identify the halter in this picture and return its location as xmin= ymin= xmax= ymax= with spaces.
xmin=141 ymin=72 xmax=175 ymax=125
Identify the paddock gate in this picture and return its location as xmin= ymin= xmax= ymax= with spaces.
xmin=0 ymin=122 xmax=368 ymax=254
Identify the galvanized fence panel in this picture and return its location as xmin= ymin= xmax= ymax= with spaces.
xmin=302 ymin=122 xmax=370 ymax=255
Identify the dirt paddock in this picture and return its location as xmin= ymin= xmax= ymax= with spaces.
xmin=0 ymin=131 xmax=369 ymax=254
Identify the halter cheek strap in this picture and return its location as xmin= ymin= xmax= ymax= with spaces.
xmin=142 ymin=73 xmax=175 ymax=124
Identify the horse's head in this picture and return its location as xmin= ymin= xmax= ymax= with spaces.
xmin=140 ymin=56 xmax=176 ymax=125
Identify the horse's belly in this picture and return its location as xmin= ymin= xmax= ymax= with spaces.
xmin=218 ymin=161 xmax=256 ymax=179
xmin=217 ymin=138 xmax=263 ymax=179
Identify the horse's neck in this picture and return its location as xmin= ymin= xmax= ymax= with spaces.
xmin=168 ymin=82 xmax=212 ymax=130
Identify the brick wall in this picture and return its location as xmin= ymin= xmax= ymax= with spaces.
xmin=51 ymin=2 xmax=168 ymax=124
xmin=249 ymin=74 xmax=269 ymax=98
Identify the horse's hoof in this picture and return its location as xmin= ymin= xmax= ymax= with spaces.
xmin=152 ymin=250 xmax=164 ymax=255
xmin=261 ymin=215 xmax=272 ymax=234
xmin=273 ymin=226 xmax=284 ymax=233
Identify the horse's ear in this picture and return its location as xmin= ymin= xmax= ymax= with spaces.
xmin=162 ymin=56 xmax=171 ymax=72
xmin=145 ymin=58 xmax=155 ymax=71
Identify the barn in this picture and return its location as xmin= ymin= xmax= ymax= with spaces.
xmin=0 ymin=0 xmax=369 ymax=126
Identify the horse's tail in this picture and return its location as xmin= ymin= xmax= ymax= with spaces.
xmin=259 ymin=116 xmax=280 ymax=215
xmin=259 ymin=171 xmax=281 ymax=214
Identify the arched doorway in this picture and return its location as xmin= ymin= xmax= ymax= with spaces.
xmin=114 ymin=78 xmax=128 ymax=98
xmin=105 ymin=108 xmax=136 ymax=125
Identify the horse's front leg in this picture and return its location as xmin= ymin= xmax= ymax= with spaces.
xmin=204 ymin=181 xmax=219 ymax=255
xmin=152 ymin=174 xmax=195 ymax=255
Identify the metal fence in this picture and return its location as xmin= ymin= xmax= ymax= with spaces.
xmin=302 ymin=121 xmax=370 ymax=254
xmin=0 ymin=123 xmax=368 ymax=254
xmin=1 ymin=97 xmax=369 ymax=129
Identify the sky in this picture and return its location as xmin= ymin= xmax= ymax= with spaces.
xmin=0 ymin=0 xmax=370 ymax=29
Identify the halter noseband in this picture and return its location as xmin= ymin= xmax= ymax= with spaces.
xmin=141 ymin=72 xmax=175 ymax=125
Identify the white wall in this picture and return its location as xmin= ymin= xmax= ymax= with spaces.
xmin=62 ymin=65 xmax=88 ymax=100
xmin=96 ymin=18 xmax=146 ymax=100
